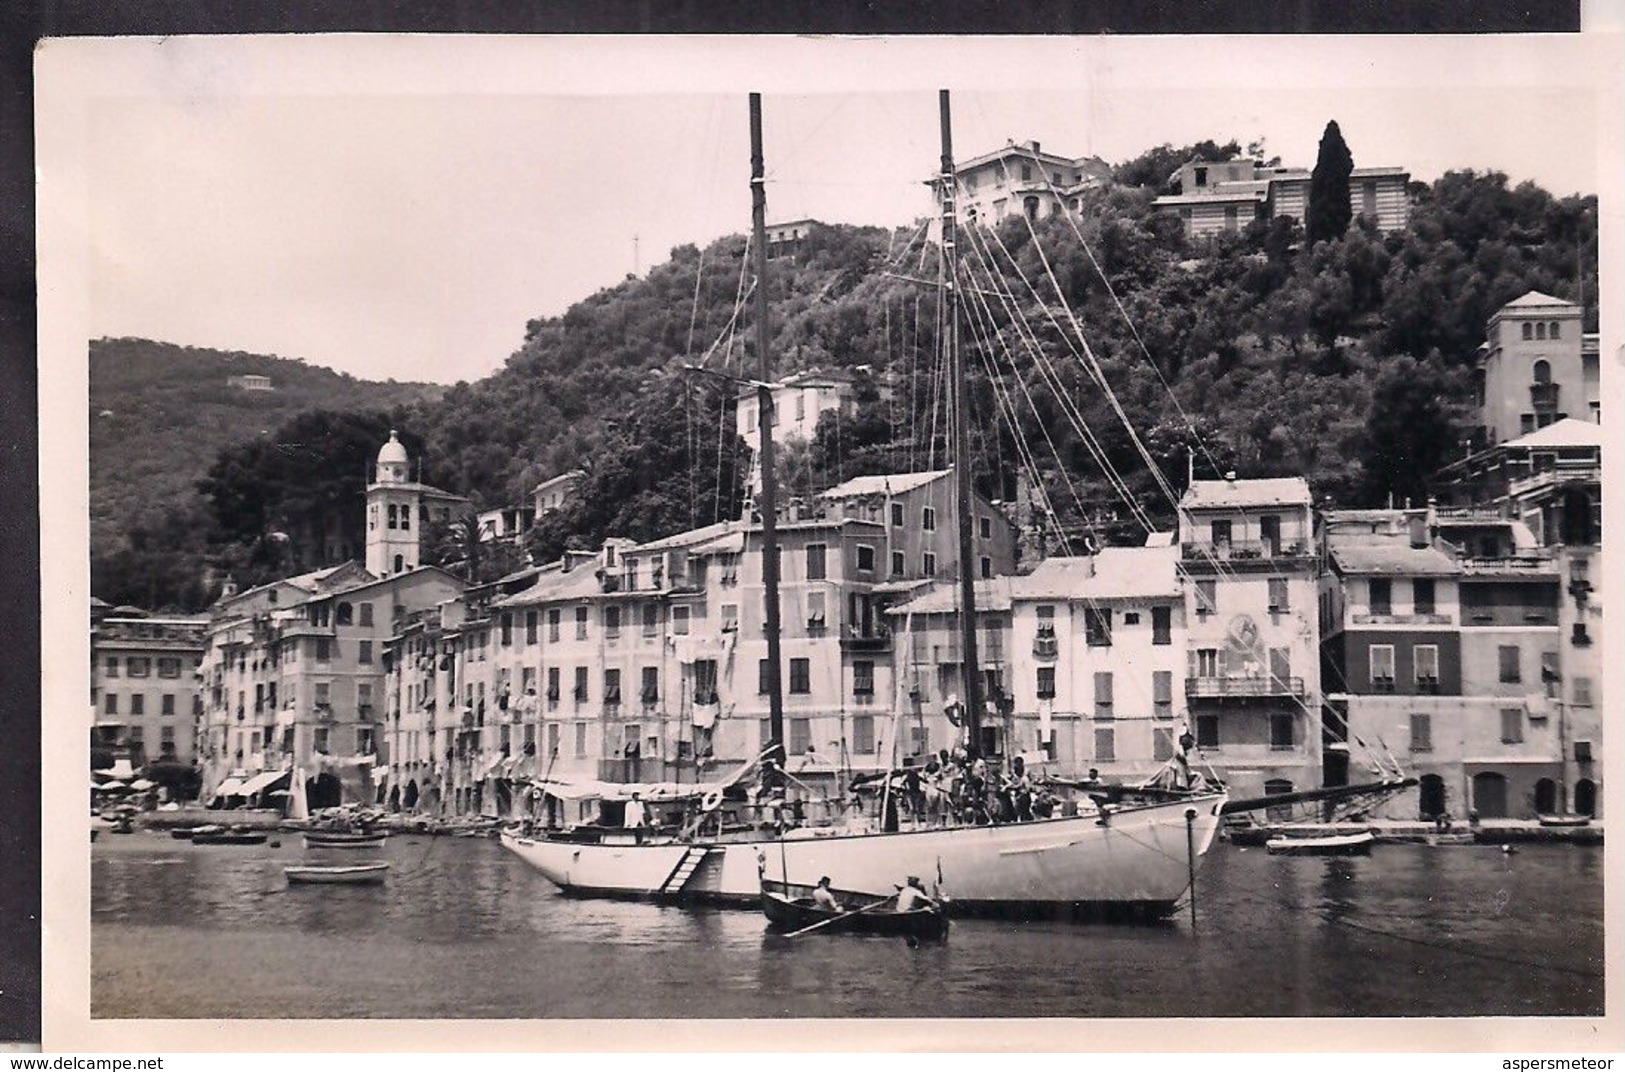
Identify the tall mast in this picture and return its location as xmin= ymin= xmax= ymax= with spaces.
xmin=940 ymin=89 xmax=984 ymax=758
xmin=750 ymin=93 xmax=787 ymax=779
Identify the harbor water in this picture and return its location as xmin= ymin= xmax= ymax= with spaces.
xmin=92 ymin=830 xmax=1604 ymax=1019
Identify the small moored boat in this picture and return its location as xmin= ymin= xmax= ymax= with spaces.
xmin=285 ymin=862 xmax=390 ymax=886
xmin=1537 ymin=814 xmax=1592 ymax=828
xmin=1265 ymin=831 xmax=1376 ymax=857
xmin=303 ymin=830 xmax=388 ymax=849
xmin=761 ymin=877 xmax=949 ymax=941
xmin=191 ymin=827 xmax=269 ymax=846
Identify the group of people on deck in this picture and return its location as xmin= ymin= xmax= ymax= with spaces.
xmin=880 ymin=750 xmax=1065 ymax=829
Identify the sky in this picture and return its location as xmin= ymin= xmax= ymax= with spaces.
xmin=50 ymin=34 xmax=1617 ymax=386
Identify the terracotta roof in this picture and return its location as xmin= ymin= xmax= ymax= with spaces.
xmin=1500 ymin=290 xmax=1575 ymax=310
xmin=1013 ymin=544 xmax=1182 ymax=600
xmin=887 ymin=578 xmax=1013 ymax=614
xmin=820 ymin=470 xmax=950 ymax=498
xmin=1504 ymin=417 xmax=1602 ymax=450
xmin=1328 ymin=538 xmax=1461 ymax=577
xmin=1182 ymin=477 xmax=1312 ymax=509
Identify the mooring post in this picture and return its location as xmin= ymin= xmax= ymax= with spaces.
xmin=1184 ymin=808 xmax=1199 ymax=930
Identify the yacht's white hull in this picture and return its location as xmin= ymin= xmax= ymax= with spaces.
xmin=501 ymin=791 xmax=1227 ymax=915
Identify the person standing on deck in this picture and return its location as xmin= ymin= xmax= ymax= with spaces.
xmin=623 ymin=792 xmax=648 ymax=843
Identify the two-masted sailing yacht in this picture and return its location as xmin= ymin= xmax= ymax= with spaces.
xmin=500 ymin=91 xmax=1229 ymax=918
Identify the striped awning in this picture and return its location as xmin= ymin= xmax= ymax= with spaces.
xmin=238 ymin=770 xmax=290 ymax=796
xmin=214 ymin=777 xmax=247 ymax=797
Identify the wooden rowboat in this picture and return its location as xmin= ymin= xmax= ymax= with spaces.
xmin=1537 ymin=814 xmax=1592 ymax=828
xmin=285 ymin=863 xmax=390 ymax=886
xmin=761 ymin=877 xmax=949 ymax=941
xmin=1265 ymin=831 xmax=1376 ymax=856
xmin=304 ymin=831 xmax=388 ymax=849
xmin=191 ymin=828 xmax=269 ymax=846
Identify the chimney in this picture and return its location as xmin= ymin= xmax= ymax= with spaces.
xmin=1426 ymin=497 xmax=1440 ymax=542
xmin=1408 ymin=513 xmax=1427 ymax=549
xmin=1031 ymin=140 xmax=1041 ymax=155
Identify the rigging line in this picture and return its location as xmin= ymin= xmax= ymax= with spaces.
xmin=684 ymin=242 xmax=709 ymax=359
xmin=1032 ymin=162 xmax=1226 ymax=479
xmin=966 ymin=221 xmax=1157 ymax=536
xmin=957 ymin=255 xmax=1083 ymax=556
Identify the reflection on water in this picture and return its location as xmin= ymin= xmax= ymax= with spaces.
xmin=92 ymin=832 xmax=1604 ymax=1019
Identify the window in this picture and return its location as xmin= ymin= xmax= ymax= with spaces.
xmin=1536 ymin=322 xmax=1547 ymax=341
xmin=853 ymin=660 xmax=875 ymax=697
xmin=891 ymin=550 xmax=905 ymax=576
xmin=337 ymin=603 xmax=354 ymax=626
xmin=547 ymin=609 xmax=561 ymax=642
xmin=575 ymin=606 xmax=588 ymax=640
xmin=157 ymin=657 xmax=181 ymax=679
xmin=806 ymin=544 xmax=827 ymax=580
xmin=387 ymin=504 xmax=398 ymax=529
xmin=979 ymin=516 xmax=992 ymax=540
xmin=1413 ymin=645 xmax=1439 ymax=690
xmin=1093 ymin=672 xmax=1113 ymax=719
xmin=104 ymin=657 xmax=119 ymax=677
xmin=1520 ymin=414 xmax=1536 ymax=435
xmin=758 ymin=659 xmax=773 ymax=695
xmin=856 ymin=545 xmax=876 ymax=573
xmin=356 ymin=726 xmax=375 ymax=755
xmin=1572 ymin=676 xmax=1593 ymax=707
xmin=315 ymin=638 xmax=331 ymax=663
xmin=853 ymin=715 xmax=875 ymax=754
xmin=130 ymin=693 xmax=145 ymax=716
xmin=604 ymin=668 xmax=622 ymax=705
xmin=790 ymin=718 xmax=812 ymax=756
xmin=1369 ymin=645 xmax=1395 ymax=689
xmin=1270 ymin=714 xmax=1294 ymax=750
xmin=1085 ymin=608 xmax=1112 ymax=647
xmin=1413 ymin=578 xmax=1436 ymax=615
xmin=545 ymin=667 xmax=560 ymax=704
xmin=720 ymin=602 xmax=740 ymax=633
xmin=1369 ymin=579 xmax=1392 ymax=615
xmin=1210 ymin=519 xmax=1232 ymax=548
xmin=605 ymin=606 xmax=621 ymax=639
xmin=1195 ymin=580 xmax=1217 ymax=616
xmin=1500 ymin=707 xmax=1524 ymax=744
xmin=127 ymin=657 xmax=150 ymax=678
xmin=672 ymin=606 xmax=690 ymax=636
xmin=1153 ymin=727 xmax=1175 ymax=762
xmin=1541 ymin=651 xmax=1560 ymax=698
xmin=890 ymin=502 xmax=904 ymax=527
xmin=160 ymin=725 xmax=175 ymax=754
xmin=922 ymin=507 xmax=936 ymax=531
xmin=1259 ymin=514 xmax=1281 ymax=555
xmin=161 ymin=693 xmax=175 ymax=716
xmin=546 ymin=723 xmax=560 ymax=758
xmin=1036 ymin=666 xmax=1056 ymax=699
xmin=1152 ymin=606 xmax=1172 ymax=645
xmin=1153 ymin=671 xmax=1173 ymax=719
xmin=573 ymin=666 xmax=588 ymax=703
xmin=574 ymin=721 xmax=589 ymax=758
xmin=980 ymin=556 xmax=992 ymax=579
xmin=500 ymin=613 xmax=513 ymax=645
xmin=1550 ymin=321 xmax=1561 ymax=339
xmin=1522 ymin=322 xmax=1533 ymax=340
xmin=313 ymin=727 xmax=329 ymax=754
xmin=1410 ymin=713 xmax=1432 ymax=753
xmin=1093 ymin=727 xmax=1115 ymax=762
xmin=1196 ymin=648 xmax=1219 ymax=678
xmin=1268 ymin=578 xmax=1289 ymax=612
xmin=789 ymin=658 xmax=811 ymax=694
xmin=399 ymin=507 xmax=409 ymax=531
xmin=923 ymin=552 xmax=937 ymax=576
xmin=1196 ymin=715 xmax=1219 ymax=748
xmin=359 ymin=603 xmax=373 ymax=627
xmin=1498 ymin=645 xmax=1521 ymax=684
xmin=641 ymin=666 xmax=659 ymax=704
xmin=526 ymin=611 xmax=538 ymax=645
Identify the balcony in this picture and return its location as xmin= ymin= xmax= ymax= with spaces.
xmin=1458 ymin=553 xmax=1557 ymax=576
xmin=1186 ymin=675 xmax=1305 ymax=699
xmin=1032 ymin=634 xmax=1058 ymax=660
xmin=1181 ymin=539 xmax=1314 ymax=570
xmin=1352 ymin=612 xmax=1454 ymax=626
xmin=1529 ymin=382 xmax=1561 ymax=408
xmin=840 ymin=626 xmax=893 ymax=653
xmin=1508 ymin=464 xmax=1600 ymax=501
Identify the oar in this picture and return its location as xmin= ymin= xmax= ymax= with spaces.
xmin=785 ymin=894 xmax=895 ymax=939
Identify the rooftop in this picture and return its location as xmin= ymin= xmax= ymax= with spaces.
xmin=1327 ymin=538 xmax=1462 ymax=577
xmin=1498 ymin=290 xmax=1577 ymax=311
xmin=1182 ymin=476 xmax=1313 ymax=510
xmin=888 ymin=577 xmax=1014 ymax=615
xmin=1014 ymin=544 xmax=1182 ymax=599
xmin=820 ymin=470 xmax=950 ymax=499
xmin=1504 ymin=417 xmax=1603 ymax=450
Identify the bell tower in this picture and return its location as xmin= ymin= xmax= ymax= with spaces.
xmin=366 ymin=430 xmax=420 ymax=576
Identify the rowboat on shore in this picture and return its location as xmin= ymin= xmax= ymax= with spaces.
xmin=303 ymin=831 xmax=388 ymax=849
xmin=760 ymin=877 xmax=948 ymax=941
xmin=1537 ymin=814 xmax=1592 ymax=829
xmin=191 ymin=828 xmax=270 ymax=845
xmin=285 ymin=863 xmax=390 ymax=886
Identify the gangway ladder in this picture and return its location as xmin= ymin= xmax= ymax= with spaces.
xmin=655 ymin=845 xmax=714 ymax=900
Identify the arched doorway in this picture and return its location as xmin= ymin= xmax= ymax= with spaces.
xmin=1472 ymin=772 xmax=1508 ymax=819
xmin=1418 ymin=774 xmax=1446 ymax=819
xmin=1533 ymin=778 xmax=1558 ymax=815
xmin=1574 ymin=779 xmax=1597 ymax=818
xmin=403 ymin=780 xmax=419 ymax=811
xmin=305 ymin=772 xmax=343 ymax=810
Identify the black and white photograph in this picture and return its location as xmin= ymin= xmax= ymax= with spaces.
xmin=36 ymin=31 xmax=1620 ymax=1050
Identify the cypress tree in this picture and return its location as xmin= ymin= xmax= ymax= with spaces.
xmin=1307 ymin=120 xmax=1354 ymax=244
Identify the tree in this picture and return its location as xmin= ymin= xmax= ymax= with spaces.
xmin=1360 ymin=355 xmax=1470 ymax=508
xmin=1307 ymin=121 xmax=1354 ymax=245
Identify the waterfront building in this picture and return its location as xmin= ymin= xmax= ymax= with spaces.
xmin=1153 ymin=158 xmax=1410 ymax=238
xmin=1178 ymin=477 xmax=1323 ymax=800
xmin=532 ymin=470 xmax=587 ymax=517
xmin=91 ymin=612 xmax=208 ymax=770
xmin=365 ymin=430 xmax=470 ymax=578
xmin=886 ymin=577 xmax=1010 ymax=765
xmin=1007 ymin=543 xmax=1189 ymax=780
xmin=949 ymin=140 xmax=1112 ymax=225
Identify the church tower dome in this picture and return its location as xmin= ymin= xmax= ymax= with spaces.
xmin=375 ymin=430 xmax=410 ymax=485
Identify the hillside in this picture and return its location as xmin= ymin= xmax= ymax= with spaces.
xmin=89 ymin=338 xmax=443 ymax=553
